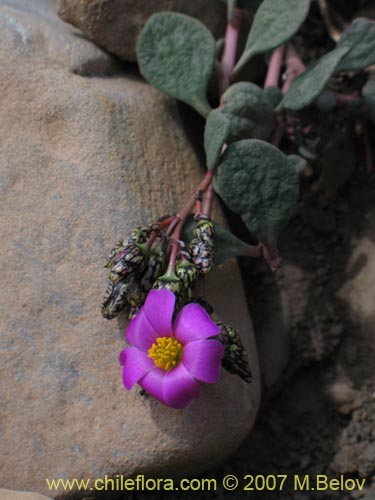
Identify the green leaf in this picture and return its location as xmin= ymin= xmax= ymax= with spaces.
xmin=204 ymin=110 xmax=231 ymax=170
xmin=221 ymin=82 xmax=275 ymax=142
xmin=362 ymin=80 xmax=375 ymax=122
xmin=287 ymin=154 xmax=307 ymax=174
xmin=336 ymin=18 xmax=375 ymax=72
xmin=136 ymin=13 xmax=216 ymax=118
xmin=264 ymin=86 xmax=283 ymax=108
xmin=280 ymin=46 xmax=349 ymax=111
xmin=213 ymin=140 xmax=299 ymax=249
xmin=319 ymin=130 xmax=356 ymax=194
xmin=181 ymin=217 xmax=255 ymax=266
xmin=234 ymin=0 xmax=310 ymax=73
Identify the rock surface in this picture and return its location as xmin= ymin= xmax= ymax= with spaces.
xmin=0 ymin=491 xmax=51 ymax=500
xmin=56 ymin=0 xmax=227 ymax=62
xmin=0 ymin=0 xmax=260 ymax=496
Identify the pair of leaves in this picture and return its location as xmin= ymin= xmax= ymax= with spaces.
xmin=137 ymin=13 xmax=216 ymax=118
xmin=234 ymin=0 xmax=310 ymax=73
xmin=181 ymin=217 xmax=257 ymax=267
xmin=280 ymin=46 xmax=349 ymax=110
xmin=204 ymin=83 xmax=282 ymax=170
xmin=335 ymin=18 xmax=375 ymax=73
xmin=281 ymin=18 xmax=375 ymax=111
xmin=213 ymin=140 xmax=302 ymax=250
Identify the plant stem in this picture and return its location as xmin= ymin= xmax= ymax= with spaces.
xmin=166 ymin=221 xmax=183 ymax=276
xmin=202 ymin=183 xmax=214 ymax=217
xmin=165 ymin=170 xmax=215 ymax=273
xmin=282 ymin=44 xmax=305 ymax=95
xmin=264 ymin=45 xmax=285 ymax=89
xmin=335 ymin=92 xmax=358 ymax=107
xmin=219 ymin=8 xmax=241 ymax=95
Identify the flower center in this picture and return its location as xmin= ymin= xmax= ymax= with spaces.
xmin=148 ymin=337 xmax=183 ymax=371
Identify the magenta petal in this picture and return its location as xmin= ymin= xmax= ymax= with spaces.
xmin=143 ymin=289 xmax=175 ymax=337
xmin=120 ymin=347 xmax=155 ymax=390
xmin=173 ymin=303 xmax=220 ymax=344
xmin=139 ymin=368 xmax=166 ymax=404
xmin=163 ymin=364 xmax=200 ymax=409
xmin=125 ymin=306 xmax=158 ymax=351
xmin=182 ymin=339 xmax=224 ymax=383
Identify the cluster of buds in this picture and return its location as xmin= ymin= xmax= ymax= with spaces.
xmin=102 ymin=226 xmax=166 ymax=319
xmin=152 ymin=253 xmax=200 ymax=310
xmin=101 ymin=216 xmax=214 ymax=320
xmin=101 ymin=213 xmax=252 ymax=384
xmin=189 ymin=215 xmax=215 ymax=274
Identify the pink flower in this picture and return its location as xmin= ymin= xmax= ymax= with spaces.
xmin=119 ymin=289 xmax=224 ymax=409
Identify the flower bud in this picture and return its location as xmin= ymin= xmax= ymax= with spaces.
xmin=193 ymin=219 xmax=215 ymax=245
xmin=101 ymin=280 xmax=130 ymax=320
xmin=175 ymin=259 xmax=199 ymax=299
xmin=127 ymin=248 xmax=165 ymax=308
xmin=152 ymin=273 xmax=182 ymax=296
xmin=214 ymin=322 xmax=252 ymax=383
xmin=110 ymin=243 xmax=147 ymax=282
xmin=105 ymin=227 xmax=150 ymax=269
xmin=189 ymin=238 xmax=215 ymax=274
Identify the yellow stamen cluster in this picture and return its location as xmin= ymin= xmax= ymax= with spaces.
xmin=148 ymin=337 xmax=183 ymax=371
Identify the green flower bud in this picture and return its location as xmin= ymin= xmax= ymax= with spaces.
xmin=105 ymin=227 xmax=150 ymax=268
xmin=152 ymin=273 xmax=182 ymax=296
xmin=193 ymin=219 xmax=215 ymax=245
xmin=189 ymin=238 xmax=215 ymax=274
xmin=101 ymin=280 xmax=130 ymax=320
xmin=110 ymin=243 xmax=148 ymax=281
xmin=175 ymin=259 xmax=199 ymax=299
xmin=214 ymin=322 xmax=252 ymax=383
xmin=127 ymin=248 xmax=165 ymax=308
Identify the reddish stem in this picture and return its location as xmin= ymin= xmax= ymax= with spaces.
xmin=166 ymin=222 xmax=183 ymax=276
xmin=158 ymin=216 xmax=175 ymax=228
xmin=282 ymin=44 xmax=305 ymax=95
xmin=219 ymin=8 xmax=241 ymax=96
xmin=202 ymin=183 xmax=214 ymax=217
xmin=335 ymin=92 xmax=359 ymax=107
xmin=264 ymin=45 xmax=285 ymax=89
xmin=260 ymin=244 xmax=283 ymax=272
xmin=165 ymin=170 xmax=215 ymax=274
xmin=146 ymin=231 xmax=158 ymax=250
xmin=195 ymin=198 xmax=203 ymax=217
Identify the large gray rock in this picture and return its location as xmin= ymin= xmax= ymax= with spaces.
xmin=0 ymin=0 xmax=260 ymax=496
xmin=56 ymin=0 xmax=227 ymax=62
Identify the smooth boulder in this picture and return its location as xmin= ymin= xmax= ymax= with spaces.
xmin=56 ymin=0 xmax=226 ymax=61
xmin=0 ymin=0 xmax=260 ymax=496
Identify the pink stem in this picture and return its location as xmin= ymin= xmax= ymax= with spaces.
xmin=202 ymin=183 xmax=214 ymax=217
xmin=219 ymin=8 xmax=241 ymax=95
xmin=335 ymin=92 xmax=359 ymax=107
xmin=260 ymin=244 xmax=282 ymax=272
xmin=282 ymin=44 xmax=305 ymax=95
xmin=166 ymin=222 xmax=183 ymax=276
xmin=264 ymin=45 xmax=285 ymax=89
